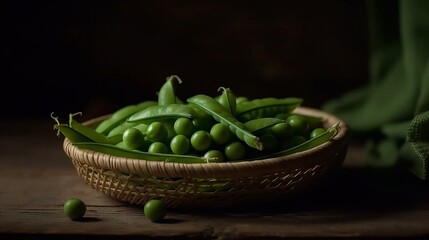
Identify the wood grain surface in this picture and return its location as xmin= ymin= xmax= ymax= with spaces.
xmin=1 ymin=119 xmax=429 ymax=239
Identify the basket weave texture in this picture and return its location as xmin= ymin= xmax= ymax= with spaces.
xmin=63 ymin=107 xmax=350 ymax=208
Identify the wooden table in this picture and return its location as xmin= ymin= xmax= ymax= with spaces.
xmin=1 ymin=119 xmax=429 ymax=239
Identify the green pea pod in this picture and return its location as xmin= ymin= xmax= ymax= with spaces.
xmin=217 ymin=87 xmax=237 ymax=115
xmin=54 ymin=124 xmax=92 ymax=144
xmin=52 ymin=113 xmax=91 ymax=143
xmin=73 ymin=142 xmax=211 ymax=163
xmin=127 ymin=104 xmax=197 ymax=123
xmin=158 ymin=75 xmax=182 ymax=105
xmin=68 ymin=113 xmax=111 ymax=144
xmin=235 ymin=97 xmax=303 ymax=122
xmin=96 ymin=101 xmax=157 ymax=135
xmin=187 ymin=94 xmax=263 ymax=150
xmin=244 ymin=118 xmax=285 ymax=134
xmin=249 ymin=122 xmax=340 ymax=160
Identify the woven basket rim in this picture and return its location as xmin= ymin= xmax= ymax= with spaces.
xmin=63 ymin=106 xmax=350 ymax=178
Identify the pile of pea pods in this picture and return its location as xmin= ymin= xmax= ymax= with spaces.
xmin=53 ymin=75 xmax=338 ymax=163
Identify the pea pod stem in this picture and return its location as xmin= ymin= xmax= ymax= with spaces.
xmin=52 ymin=112 xmax=114 ymax=144
xmin=187 ymin=94 xmax=263 ymax=150
xmin=52 ymin=113 xmax=93 ymax=143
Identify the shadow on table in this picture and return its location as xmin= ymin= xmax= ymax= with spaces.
xmin=175 ymin=165 xmax=429 ymax=216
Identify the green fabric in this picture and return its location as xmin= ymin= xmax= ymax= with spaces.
xmin=322 ymin=0 xmax=429 ymax=180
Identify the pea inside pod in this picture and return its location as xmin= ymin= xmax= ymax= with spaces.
xmin=244 ymin=122 xmax=340 ymax=161
xmin=187 ymin=94 xmax=263 ymax=151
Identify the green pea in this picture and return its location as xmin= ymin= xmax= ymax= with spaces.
xmin=203 ymin=150 xmax=224 ymax=162
xmin=210 ymin=123 xmax=231 ymax=145
xmin=122 ymin=127 xmax=145 ymax=150
xmin=170 ymin=135 xmax=190 ymax=155
xmin=146 ymin=122 xmax=168 ymax=142
xmin=191 ymin=130 xmax=212 ymax=152
xmin=144 ymin=199 xmax=167 ymax=222
xmin=174 ymin=117 xmax=195 ymax=137
xmin=148 ymin=142 xmax=169 ymax=154
xmin=64 ymin=198 xmax=86 ymax=220
xmin=286 ymin=115 xmax=309 ymax=136
xmin=107 ymin=121 xmax=139 ymax=139
xmin=310 ymin=127 xmax=327 ymax=138
xmin=271 ymin=122 xmax=293 ymax=139
xmin=225 ymin=142 xmax=246 ymax=161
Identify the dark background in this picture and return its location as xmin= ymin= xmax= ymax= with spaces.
xmin=2 ymin=0 xmax=369 ymax=121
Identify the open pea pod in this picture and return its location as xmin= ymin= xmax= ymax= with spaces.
xmin=234 ymin=123 xmax=340 ymax=162
xmin=235 ymin=97 xmax=303 ymax=122
xmin=187 ymin=94 xmax=263 ymax=150
xmin=73 ymin=142 xmax=210 ymax=164
xmin=127 ymin=104 xmax=197 ymax=124
xmin=247 ymin=122 xmax=340 ymax=160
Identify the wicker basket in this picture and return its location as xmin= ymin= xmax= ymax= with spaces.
xmin=63 ymin=107 xmax=350 ymax=208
